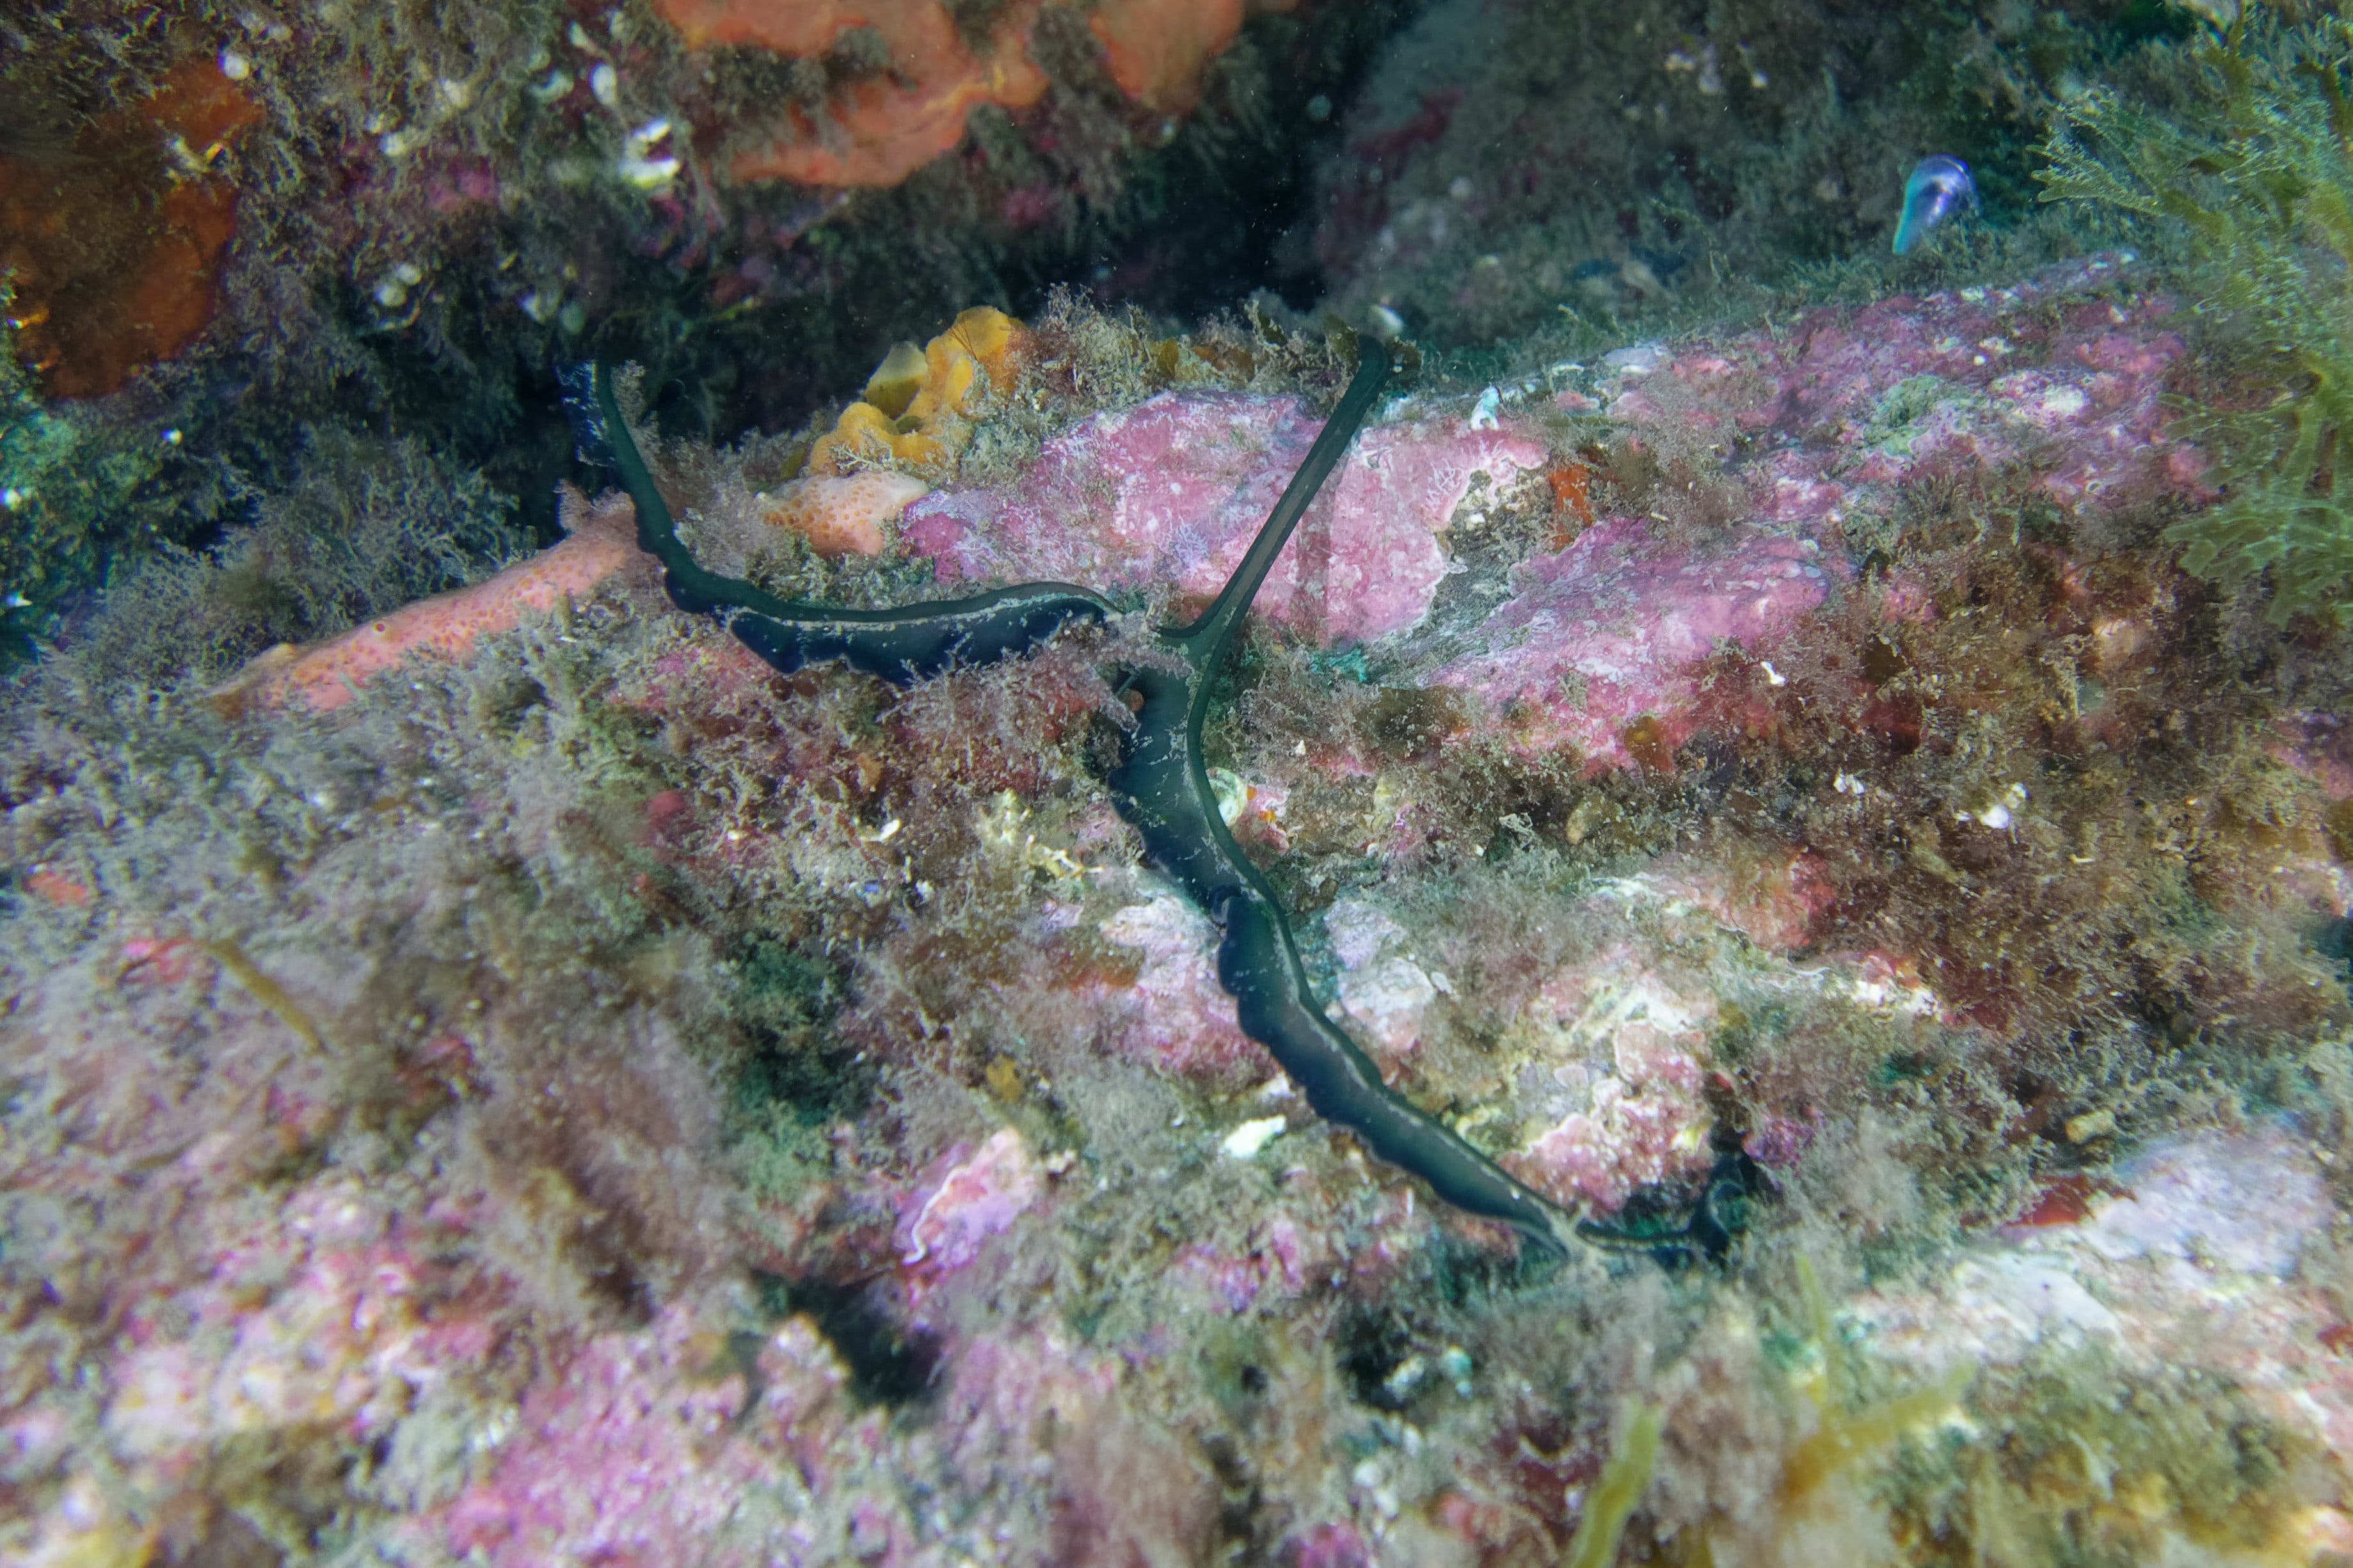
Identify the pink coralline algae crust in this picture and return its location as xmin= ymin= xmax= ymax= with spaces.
xmin=1326 ymin=895 xmax=1442 ymax=1070
xmin=1644 ymin=847 xmax=1839 ymax=956
xmin=414 ymin=1298 xmax=1139 ymax=1568
xmin=432 ymin=1308 xmax=875 ymax=1568
xmin=1629 ymin=256 xmax=2209 ymax=528
xmin=1287 ymin=1519 xmax=1376 ymax=1568
xmin=2274 ymin=709 xmax=2353 ymax=804
xmin=1 ymin=925 xmax=1128 ymax=1568
xmin=1503 ymin=951 xmax=1718 ymax=1213
xmin=103 ymin=1178 xmax=483 ymax=1461
xmin=902 ymin=390 xmax=1545 ymax=644
xmin=2 ymin=939 xmax=506 ymax=1561
xmin=1430 ymin=256 xmax=2206 ymax=773
xmin=1094 ymin=888 xmax=1260 ymax=1082
xmin=1167 ymin=1210 xmax=1326 ymax=1315
xmin=1514 ymin=1054 xmax=1709 ymax=1215
xmin=1433 ymin=519 xmax=1831 ymax=769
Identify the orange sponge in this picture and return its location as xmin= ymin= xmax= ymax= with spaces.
xmin=1087 ymin=0 xmax=1296 ymax=114
xmin=1088 ymin=0 xmax=1245 ymax=114
xmin=760 ymin=471 xmax=929 ymax=557
xmin=710 ymin=0 xmax=1047 ymax=188
xmin=656 ymin=0 xmax=1270 ymax=189
xmin=654 ymin=0 xmax=875 ymax=52
xmin=810 ymin=402 xmax=950 ymax=473
xmin=216 ymin=493 xmax=646 ymax=714
xmin=1 ymin=59 xmax=262 ymax=397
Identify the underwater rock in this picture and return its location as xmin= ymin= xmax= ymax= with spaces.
xmin=1097 ymin=887 xmax=1263 ymax=1083
xmin=100 ymin=1173 xmax=467 ymax=1459
xmin=1697 ymin=255 xmax=2205 ymax=519
xmin=1503 ymin=947 xmax=1718 ymax=1212
xmin=1645 ymin=847 xmax=1839 ymax=955
xmin=1326 ymin=895 xmax=1443 ymax=1068
xmin=427 ymin=1306 xmax=886 ymax=1566
xmin=1405 ymin=256 xmax=2204 ymax=774
xmin=1854 ymin=1124 xmax=2353 ymax=1482
xmin=1433 ymin=519 xmax=1831 ymax=769
xmin=899 ymin=1126 xmax=1048 ymax=1271
xmin=902 ymin=390 xmax=1545 ymax=644
xmin=11 ymin=249 xmax=2352 ymax=1566
xmin=1301 ymin=0 xmax=2147 ymax=344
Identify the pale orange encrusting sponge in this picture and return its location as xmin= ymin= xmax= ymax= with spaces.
xmin=760 ymin=471 xmax=930 ymax=558
xmin=1089 ymin=0 xmax=1243 ymax=115
xmin=216 ymin=492 xmax=646 ymax=714
xmin=650 ymin=0 xmax=1270 ymax=189
xmin=1088 ymin=0 xmax=1299 ymax=115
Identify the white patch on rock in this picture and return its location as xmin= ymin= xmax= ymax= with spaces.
xmin=1324 ymin=897 xmax=1439 ymax=1062
xmin=1221 ymin=1117 xmax=1288 ymax=1159
xmin=1326 ymin=897 xmax=1408 ymax=970
xmin=2083 ymin=1125 xmax=2327 ymax=1278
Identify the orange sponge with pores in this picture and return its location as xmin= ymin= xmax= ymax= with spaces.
xmin=760 ymin=471 xmax=930 ymax=558
xmin=212 ymin=491 xmax=646 ymax=714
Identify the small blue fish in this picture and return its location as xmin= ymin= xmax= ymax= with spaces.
xmin=1892 ymin=155 xmax=1977 ymax=255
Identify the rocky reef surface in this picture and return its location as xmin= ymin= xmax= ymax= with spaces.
xmin=3 ymin=0 xmax=2231 ymax=668
xmin=8 ymin=233 xmax=2353 ymax=1567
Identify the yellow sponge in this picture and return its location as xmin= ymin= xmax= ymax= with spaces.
xmin=811 ymin=306 xmax=1028 ymax=475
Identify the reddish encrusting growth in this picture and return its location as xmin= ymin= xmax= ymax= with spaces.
xmin=1545 ymin=458 xmax=1596 ymax=546
xmin=0 ymin=59 xmax=262 ymax=396
xmin=652 ymin=0 xmax=1272 ymax=189
xmin=2009 ymin=1173 xmax=2125 ymax=1229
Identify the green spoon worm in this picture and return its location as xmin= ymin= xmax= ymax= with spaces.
xmin=563 ymin=352 xmax=1585 ymax=1256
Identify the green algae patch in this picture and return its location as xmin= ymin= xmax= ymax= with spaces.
xmin=2042 ymin=14 xmax=2353 ymax=630
xmin=0 ymin=285 xmax=223 ymax=665
xmin=1565 ymin=1400 xmax=1664 ymax=1568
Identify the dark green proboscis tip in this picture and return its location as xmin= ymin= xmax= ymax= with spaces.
xmin=562 ymin=354 xmax=1590 ymax=1258
xmin=1575 ymin=1148 xmax=1772 ymax=1270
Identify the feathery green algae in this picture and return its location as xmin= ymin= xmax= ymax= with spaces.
xmin=2041 ymin=13 xmax=2353 ymax=629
